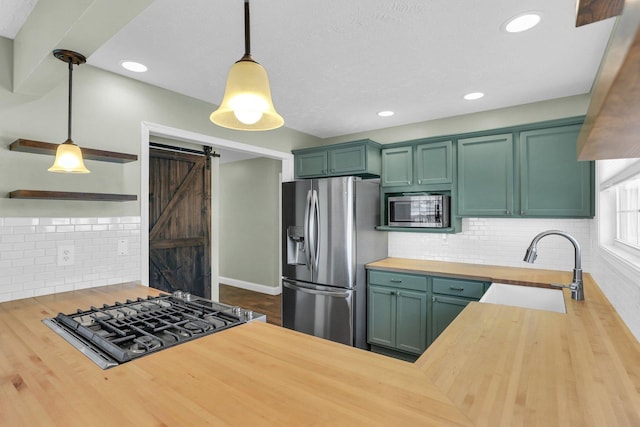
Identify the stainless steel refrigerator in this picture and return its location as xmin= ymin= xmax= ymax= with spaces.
xmin=281 ymin=176 xmax=387 ymax=349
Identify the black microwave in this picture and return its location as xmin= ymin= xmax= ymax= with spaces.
xmin=388 ymin=194 xmax=450 ymax=228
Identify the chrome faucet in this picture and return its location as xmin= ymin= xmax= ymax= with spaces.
xmin=523 ymin=230 xmax=584 ymax=301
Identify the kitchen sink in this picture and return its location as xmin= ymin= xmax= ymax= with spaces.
xmin=479 ymin=282 xmax=567 ymax=314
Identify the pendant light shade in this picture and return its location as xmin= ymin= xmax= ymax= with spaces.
xmin=48 ymin=139 xmax=90 ymax=173
xmin=49 ymin=49 xmax=90 ymax=173
xmin=210 ymin=0 xmax=283 ymax=131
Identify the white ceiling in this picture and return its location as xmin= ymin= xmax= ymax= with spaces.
xmin=0 ymin=0 xmax=38 ymax=39
xmin=2 ymin=0 xmax=616 ymax=141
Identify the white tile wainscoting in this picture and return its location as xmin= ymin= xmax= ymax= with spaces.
xmin=0 ymin=217 xmax=141 ymax=302
xmin=388 ymin=217 xmax=593 ymax=272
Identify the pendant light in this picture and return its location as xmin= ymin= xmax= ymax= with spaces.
xmin=210 ymin=0 xmax=284 ymax=131
xmin=48 ymin=49 xmax=90 ymax=173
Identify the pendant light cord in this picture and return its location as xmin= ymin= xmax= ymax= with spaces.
xmin=244 ymin=0 xmax=251 ymax=57
xmin=67 ymin=58 xmax=73 ymax=142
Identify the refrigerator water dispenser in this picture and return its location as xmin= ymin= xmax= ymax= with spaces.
xmin=287 ymin=226 xmax=306 ymax=265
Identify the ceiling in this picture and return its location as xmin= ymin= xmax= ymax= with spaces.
xmin=2 ymin=0 xmax=616 ymax=141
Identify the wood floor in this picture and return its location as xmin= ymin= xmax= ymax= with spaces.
xmin=219 ymin=284 xmax=282 ymax=326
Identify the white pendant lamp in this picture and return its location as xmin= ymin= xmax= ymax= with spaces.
xmin=48 ymin=49 xmax=90 ymax=173
xmin=210 ymin=0 xmax=284 ymax=131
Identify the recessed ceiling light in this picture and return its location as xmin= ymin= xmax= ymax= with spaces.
xmin=120 ymin=61 xmax=148 ymax=73
xmin=503 ymin=12 xmax=541 ymax=33
xmin=463 ymin=92 xmax=484 ymax=100
xmin=377 ymin=111 xmax=394 ymax=117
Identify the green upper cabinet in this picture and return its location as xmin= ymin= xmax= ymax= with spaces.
xmin=457 ymin=120 xmax=594 ymax=219
xmin=382 ymin=140 xmax=453 ymax=188
xmin=519 ymin=125 xmax=592 ymax=217
xmin=328 ymin=144 xmax=366 ymax=175
xmin=458 ymin=134 xmax=514 ymax=216
xmin=415 ymin=140 xmax=453 ymax=185
xmin=295 ymin=151 xmax=328 ymax=178
xmin=381 ymin=146 xmax=413 ymax=187
xmin=293 ymin=139 xmax=381 ymax=179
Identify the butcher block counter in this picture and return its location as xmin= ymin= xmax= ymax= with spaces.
xmin=367 ymin=258 xmax=640 ymax=426
xmin=0 ymin=282 xmax=471 ymax=426
xmin=3 ymin=256 xmax=640 ymax=426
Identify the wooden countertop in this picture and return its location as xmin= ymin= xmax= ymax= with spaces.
xmin=365 ymin=257 xmax=576 ymax=287
xmin=0 ymin=282 xmax=470 ymax=426
xmin=368 ymin=258 xmax=640 ymax=426
xmin=3 ymin=257 xmax=640 ymax=426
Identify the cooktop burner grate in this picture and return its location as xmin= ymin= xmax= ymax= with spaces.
xmin=44 ymin=294 xmax=244 ymax=369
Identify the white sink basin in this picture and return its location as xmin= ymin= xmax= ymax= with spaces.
xmin=479 ymin=283 xmax=566 ymax=314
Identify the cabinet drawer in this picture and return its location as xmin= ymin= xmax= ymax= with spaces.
xmin=368 ymin=270 xmax=428 ymax=292
xmin=432 ymin=277 xmax=486 ymax=299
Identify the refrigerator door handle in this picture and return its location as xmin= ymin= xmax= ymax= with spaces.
xmin=303 ymin=189 xmax=313 ymax=270
xmin=283 ymin=280 xmax=351 ymax=298
xmin=311 ymin=189 xmax=320 ymax=271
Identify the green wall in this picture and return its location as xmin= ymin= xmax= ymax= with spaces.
xmin=219 ymin=157 xmax=281 ymax=288
xmin=323 ymin=94 xmax=591 ymax=146
xmin=0 ymin=36 xmax=320 ymax=217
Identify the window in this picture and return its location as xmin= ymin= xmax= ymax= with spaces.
xmin=600 ymin=158 xmax=640 ymax=261
xmin=616 ymin=178 xmax=640 ymax=248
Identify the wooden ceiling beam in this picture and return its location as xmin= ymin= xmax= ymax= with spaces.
xmin=576 ymin=0 xmax=625 ymax=27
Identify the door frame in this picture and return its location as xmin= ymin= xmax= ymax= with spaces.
xmin=140 ymin=121 xmax=294 ymax=300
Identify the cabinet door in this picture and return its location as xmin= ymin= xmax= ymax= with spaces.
xmin=416 ymin=141 xmax=453 ymax=185
xmin=395 ymin=289 xmax=428 ymax=354
xmin=381 ymin=147 xmax=413 ymax=187
xmin=328 ymin=145 xmax=366 ymax=175
xmin=296 ymin=151 xmax=327 ymax=178
xmin=431 ymin=295 xmax=470 ymax=342
xmin=458 ymin=134 xmax=514 ymax=216
xmin=367 ymin=285 xmax=396 ymax=348
xmin=520 ymin=125 xmax=593 ymax=217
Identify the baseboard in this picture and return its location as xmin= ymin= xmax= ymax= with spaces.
xmin=219 ymin=277 xmax=282 ymax=296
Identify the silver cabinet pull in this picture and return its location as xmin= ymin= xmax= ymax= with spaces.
xmin=390 ymin=279 xmax=402 ymax=283
xmin=450 ymin=287 xmax=464 ymax=291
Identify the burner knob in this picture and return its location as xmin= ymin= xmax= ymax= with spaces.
xmin=243 ymin=309 xmax=253 ymax=320
xmin=232 ymin=306 xmax=241 ymax=316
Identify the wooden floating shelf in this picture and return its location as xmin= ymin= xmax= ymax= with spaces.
xmin=9 ymin=139 xmax=137 ymax=163
xmin=9 ymin=190 xmax=137 ymax=202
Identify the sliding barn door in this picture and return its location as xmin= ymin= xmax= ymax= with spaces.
xmin=149 ymin=148 xmax=211 ymax=298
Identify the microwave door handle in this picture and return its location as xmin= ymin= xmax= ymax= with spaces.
xmin=304 ymin=189 xmax=312 ymax=271
xmin=311 ymin=189 xmax=320 ymax=270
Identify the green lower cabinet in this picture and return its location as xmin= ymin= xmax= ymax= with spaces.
xmin=368 ymin=270 xmax=488 ymax=360
xmin=395 ymin=290 xmax=428 ymax=354
xmin=367 ymin=285 xmax=396 ymax=348
xmin=367 ymin=285 xmax=428 ymax=356
xmin=431 ymin=295 xmax=472 ymax=342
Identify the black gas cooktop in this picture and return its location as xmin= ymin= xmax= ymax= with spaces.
xmin=43 ymin=293 xmax=259 ymax=369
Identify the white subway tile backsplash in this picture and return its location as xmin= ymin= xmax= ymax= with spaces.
xmin=389 ymin=218 xmax=593 ymax=272
xmin=4 ymin=218 xmax=38 ymax=226
xmin=0 ymin=217 xmax=141 ymax=302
